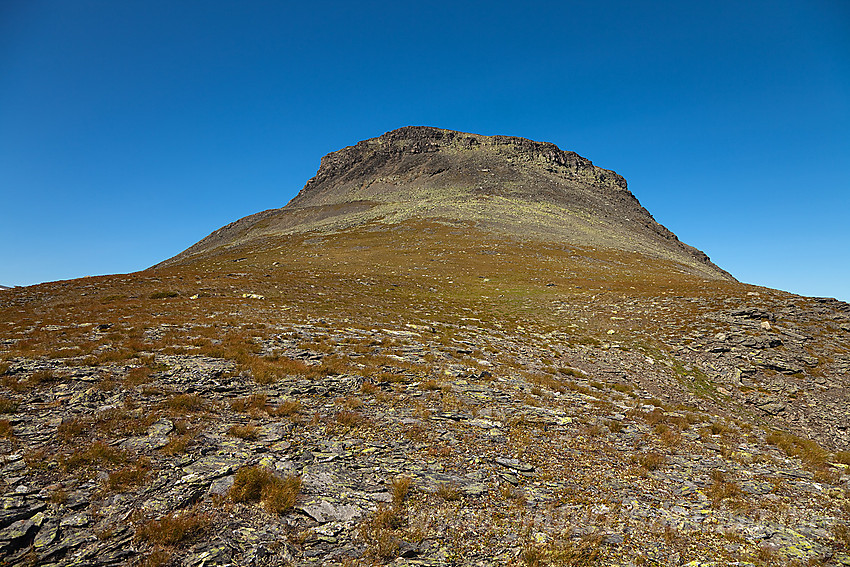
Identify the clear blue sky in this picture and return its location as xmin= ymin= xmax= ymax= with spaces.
xmin=2 ymin=1 xmax=848 ymax=301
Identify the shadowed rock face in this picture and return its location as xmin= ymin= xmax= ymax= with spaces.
xmin=165 ymin=127 xmax=733 ymax=280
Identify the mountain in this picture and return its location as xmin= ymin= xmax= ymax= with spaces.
xmin=163 ymin=126 xmax=731 ymax=281
xmin=0 ymin=128 xmax=848 ymax=566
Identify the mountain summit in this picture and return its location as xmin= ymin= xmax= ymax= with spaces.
xmin=167 ymin=127 xmax=731 ymax=280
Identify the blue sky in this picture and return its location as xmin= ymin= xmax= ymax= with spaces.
xmin=1 ymin=1 xmax=848 ymax=300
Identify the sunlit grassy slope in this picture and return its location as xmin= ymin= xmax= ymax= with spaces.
xmin=1 ymin=218 xmax=849 ymax=565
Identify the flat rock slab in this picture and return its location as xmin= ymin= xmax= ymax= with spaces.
xmin=493 ymin=457 xmax=534 ymax=472
xmin=297 ymin=500 xmax=363 ymax=523
xmin=181 ymin=455 xmax=247 ymax=484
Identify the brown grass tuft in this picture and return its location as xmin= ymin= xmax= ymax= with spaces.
xmin=229 ymin=466 xmax=301 ymax=514
xmin=160 ymin=393 xmax=208 ymax=413
xmin=228 ymin=424 xmax=260 ymax=440
xmin=135 ymin=508 xmax=209 ymax=546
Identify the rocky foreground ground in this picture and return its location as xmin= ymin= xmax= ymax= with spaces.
xmin=1 ymin=222 xmax=849 ymax=566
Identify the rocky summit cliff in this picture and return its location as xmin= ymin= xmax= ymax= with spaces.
xmin=0 ymin=129 xmax=848 ymax=566
xmin=165 ymin=127 xmax=731 ymax=280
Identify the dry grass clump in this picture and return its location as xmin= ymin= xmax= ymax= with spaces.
xmin=435 ymin=482 xmax=462 ymax=501
xmin=335 ymin=410 xmax=366 ymax=428
xmin=0 ymin=419 xmax=15 ymax=439
xmin=391 ymin=476 xmax=412 ymax=506
xmin=149 ymin=291 xmax=180 ymax=300
xmin=159 ymin=393 xmax=208 ymax=413
xmin=228 ymin=424 xmax=260 ymax=440
xmin=359 ymin=504 xmax=410 ymax=560
xmin=520 ymin=533 xmax=603 ymax=567
xmin=160 ymin=433 xmax=194 ymax=455
xmin=706 ymin=470 xmax=743 ymax=507
xmin=268 ymin=399 xmax=302 ymax=417
xmin=135 ymin=508 xmax=209 ymax=546
xmin=62 ymin=441 xmax=127 ymax=471
xmin=124 ymin=366 xmax=155 ymax=387
xmin=230 ymin=394 xmax=268 ymax=413
xmin=765 ymin=429 xmax=828 ymax=467
xmin=832 ymin=451 xmax=850 ymax=466
xmin=29 ymin=368 xmax=58 ymax=386
xmin=107 ymin=458 xmax=152 ymax=491
xmin=229 ymin=466 xmax=301 ymax=514
xmin=635 ymin=451 xmax=667 ymax=471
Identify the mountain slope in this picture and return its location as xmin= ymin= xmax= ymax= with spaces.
xmin=163 ymin=127 xmax=732 ymax=281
